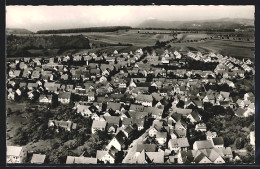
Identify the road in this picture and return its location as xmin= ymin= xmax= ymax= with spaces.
xmin=122 ymin=127 xmax=151 ymax=164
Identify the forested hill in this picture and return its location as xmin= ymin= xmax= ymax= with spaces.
xmin=6 ymin=34 xmax=91 ymax=57
xmin=6 ymin=28 xmax=33 ymax=34
xmin=36 ymin=26 xmax=132 ymax=34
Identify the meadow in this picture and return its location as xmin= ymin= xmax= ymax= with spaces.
xmin=7 ymin=29 xmax=255 ymax=59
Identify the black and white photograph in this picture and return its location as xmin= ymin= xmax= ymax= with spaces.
xmin=5 ymin=5 xmax=255 ymax=165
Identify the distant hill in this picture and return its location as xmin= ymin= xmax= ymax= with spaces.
xmin=36 ymin=26 xmax=132 ymax=34
xmin=137 ymin=18 xmax=254 ymax=30
xmin=6 ymin=28 xmax=33 ymax=34
xmin=6 ymin=34 xmax=90 ymax=57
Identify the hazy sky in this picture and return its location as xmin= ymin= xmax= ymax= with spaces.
xmin=6 ymin=5 xmax=254 ymax=32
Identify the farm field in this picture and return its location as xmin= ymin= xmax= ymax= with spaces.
xmin=7 ymin=30 xmax=255 ymax=59
xmin=167 ymin=40 xmax=254 ymax=59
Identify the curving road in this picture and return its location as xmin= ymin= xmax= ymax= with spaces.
xmin=122 ymin=127 xmax=151 ymax=164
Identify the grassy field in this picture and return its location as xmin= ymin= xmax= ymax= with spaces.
xmin=167 ymin=40 xmax=254 ymax=58
xmin=8 ymin=30 xmax=255 ymax=59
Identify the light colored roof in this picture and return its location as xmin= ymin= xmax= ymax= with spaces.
xmin=31 ymin=154 xmax=46 ymax=164
xmin=7 ymin=146 xmax=23 ymax=156
xmin=146 ymin=152 xmax=164 ymax=163
xmin=66 ymin=156 xmax=97 ymax=164
xmin=92 ymin=120 xmax=107 ymax=129
xmin=194 ymin=140 xmax=214 ymax=149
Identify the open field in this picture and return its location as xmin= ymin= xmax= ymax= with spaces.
xmin=166 ymin=40 xmax=254 ymax=59
xmin=7 ymin=29 xmax=254 ymax=59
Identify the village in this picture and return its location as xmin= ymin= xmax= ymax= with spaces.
xmin=6 ymin=48 xmax=255 ymax=164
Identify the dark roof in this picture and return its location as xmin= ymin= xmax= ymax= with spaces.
xmin=190 ymin=111 xmax=201 ymax=122
xmin=212 ymin=137 xmax=224 ymax=146
xmin=107 ymin=102 xmax=121 ymax=111
xmin=115 ymin=131 xmax=127 ymax=145
xmin=129 ymin=104 xmax=144 ymax=112
xmin=58 ymin=92 xmax=71 ymax=99
xmin=104 ymin=116 xmax=120 ymax=125
xmin=136 ymin=144 xmax=156 ymax=152
xmin=136 ymin=94 xmax=153 ymax=102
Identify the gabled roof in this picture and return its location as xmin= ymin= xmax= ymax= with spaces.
xmin=176 ymin=108 xmax=192 ymax=116
xmin=92 ymin=120 xmax=107 ymax=129
xmin=104 ymin=116 xmax=120 ymax=125
xmin=190 ymin=111 xmax=201 ymax=121
xmin=7 ymin=146 xmax=23 ymax=156
xmin=156 ymin=132 xmax=167 ymax=138
xmin=129 ymin=104 xmax=144 ymax=112
xmin=212 ymin=137 xmax=224 ymax=146
xmin=144 ymin=107 xmax=163 ymax=116
xmin=96 ymin=150 xmax=114 ymax=160
xmin=122 ymin=118 xmax=132 ymax=125
xmin=136 ymin=144 xmax=156 ymax=153
xmin=114 ymin=131 xmax=127 ymax=145
xmin=145 ymin=152 xmax=164 ymax=163
xmin=194 ymin=152 xmax=211 ymax=163
xmin=235 ymin=108 xmax=247 ymax=117
xmin=31 ymin=154 xmax=46 ymax=164
xmin=107 ymin=102 xmax=121 ymax=111
xmin=194 ymin=140 xmax=214 ymax=149
xmin=136 ymin=94 xmax=153 ymax=102
xmin=58 ymin=92 xmax=71 ymax=99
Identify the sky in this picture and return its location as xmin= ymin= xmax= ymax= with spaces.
xmin=6 ymin=5 xmax=255 ymax=32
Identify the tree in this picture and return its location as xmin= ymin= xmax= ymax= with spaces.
xmin=176 ymin=100 xmax=184 ymax=108
xmin=236 ymin=138 xmax=245 ymax=149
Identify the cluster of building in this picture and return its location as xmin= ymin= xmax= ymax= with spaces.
xmin=6 ymin=48 xmax=255 ymax=164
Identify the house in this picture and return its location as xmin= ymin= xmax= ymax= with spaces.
xmin=200 ymin=149 xmax=226 ymax=164
xmin=121 ymin=118 xmax=132 ymax=129
xmin=168 ymin=138 xmax=190 ymax=153
xmin=31 ymin=154 xmax=46 ymax=164
xmin=187 ymin=111 xmax=202 ymax=123
xmin=191 ymin=152 xmax=212 ymax=164
xmin=48 ymin=120 xmax=77 ymax=131
xmin=31 ymin=70 xmax=41 ymax=79
xmin=135 ymin=144 xmax=157 ymax=158
xmin=206 ymin=131 xmax=217 ymax=140
xmin=195 ymin=123 xmax=207 ymax=132
xmin=212 ymin=137 xmax=224 ymax=148
xmin=58 ymin=92 xmax=71 ymax=104
xmin=96 ymin=150 xmax=115 ymax=164
xmin=135 ymin=94 xmax=153 ymax=107
xmin=156 ymin=132 xmax=167 ymax=145
xmin=235 ymin=108 xmax=249 ymax=117
xmin=88 ymin=92 xmax=95 ymax=102
xmin=137 ymin=151 xmax=164 ymax=164
xmin=91 ymin=120 xmax=107 ymax=133
xmin=77 ymin=105 xmax=92 ymax=117
xmin=27 ymin=82 xmax=38 ymax=90
xmin=193 ymin=140 xmax=214 ymax=150
xmin=250 ymin=131 xmax=255 ymax=146
xmin=144 ymin=107 xmax=163 ymax=119
xmin=244 ymin=92 xmax=254 ymax=101
xmin=122 ymin=126 xmax=135 ymax=139
xmin=106 ymin=131 xmax=127 ymax=151
xmin=175 ymin=120 xmax=187 ymax=130
xmin=104 ymin=116 xmax=120 ymax=133
xmin=106 ymin=102 xmax=121 ymax=114
xmin=66 ymin=156 xmax=97 ymax=164
xmin=176 ymin=108 xmax=192 ymax=117
xmin=7 ymin=146 xmax=27 ymax=163
xmin=39 ymin=95 xmax=52 ymax=103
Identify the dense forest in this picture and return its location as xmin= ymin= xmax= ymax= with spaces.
xmin=6 ymin=34 xmax=91 ymax=57
xmin=36 ymin=26 xmax=132 ymax=34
